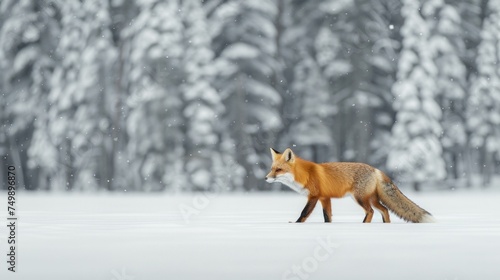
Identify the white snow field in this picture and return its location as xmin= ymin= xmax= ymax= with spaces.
xmin=1 ymin=190 xmax=500 ymax=280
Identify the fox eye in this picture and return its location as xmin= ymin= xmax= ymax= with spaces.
xmin=275 ymin=168 xmax=282 ymax=172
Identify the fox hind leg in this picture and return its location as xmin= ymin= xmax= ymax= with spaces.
xmin=319 ymin=197 xmax=332 ymax=223
xmin=371 ymin=198 xmax=391 ymax=223
xmin=355 ymin=197 xmax=374 ymax=223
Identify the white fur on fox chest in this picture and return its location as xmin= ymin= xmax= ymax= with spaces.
xmin=273 ymin=173 xmax=309 ymax=196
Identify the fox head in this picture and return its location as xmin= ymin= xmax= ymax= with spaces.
xmin=265 ymin=148 xmax=308 ymax=195
xmin=265 ymin=148 xmax=296 ymax=183
xmin=266 ymin=148 xmax=308 ymax=194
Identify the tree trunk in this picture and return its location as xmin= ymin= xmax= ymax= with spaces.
xmin=483 ymin=150 xmax=493 ymax=187
xmin=451 ymin=151 xmax=459 ymax=180
xmin=9 ymin=136 xmax=26 ymax=191
xmin=413 ymin=181 xmax=421 ymax=192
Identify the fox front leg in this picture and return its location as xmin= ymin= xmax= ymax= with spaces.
xmin=296 ymin=197 xmax=319 ymax=223
xmin=319 ymin=197 xmax=332 ymax=223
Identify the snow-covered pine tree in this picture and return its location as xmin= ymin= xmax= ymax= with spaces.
xmin=467 ymin=0 xmax=500 ymax=186
xmin=123 ymin=0 xmax=186 ymax=191
xmin=424 ymin=0 xmax=467 ymax=181
xmin=277 ymin=0 xmax=327 ymax=162
xmin=178 ymin=0 xmax=227 ymax=191
xmin=0 ymin=0 xmax=61 ymax=190
xmin=107 ymin=0 xmax=142 ymax=192
xmin=277 ymin=1 xmax=348 ymax=164
xmin=359 ymin=0 xmax=402 ymax=169
xmin=286 ymin=1 xmax=399 ymax=165
xmin=287 ymin=45 xmax=333 ymax=162
xmin=455 ymin=0 xmax=486 ymax=187
xmin=456 ymin=0 xmax=483 ymax=79
xmin=44 ymin=0 xmax=117 ymax=191
xmin=387 ymin=0 xmax=446 ymax=191
xmin=209 ymin=0 xmax=282 ymax=190
xmin=309 ymin=2 xmax=356 ymax=162
xmin=327 ymin=0 xmax=401 ymax=165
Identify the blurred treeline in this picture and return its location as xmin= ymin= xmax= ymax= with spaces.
xmin=0 ymin=0 xmax=498 ymax=192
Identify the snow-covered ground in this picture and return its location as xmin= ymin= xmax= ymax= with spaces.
xmin=1 ymin=190 xmax=500 ymax=280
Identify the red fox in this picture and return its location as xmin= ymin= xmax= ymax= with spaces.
xmin=265 ymin=148 xmax=435 ymax=223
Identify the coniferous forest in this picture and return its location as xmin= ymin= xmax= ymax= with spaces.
xmin=1 ymin=0 xmax=499 ymax=192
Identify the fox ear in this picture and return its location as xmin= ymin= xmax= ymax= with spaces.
xmin=270 ymin=148 xmax=281 ymax=160
xmin=283 ymin=148 xmax=295 ymax=163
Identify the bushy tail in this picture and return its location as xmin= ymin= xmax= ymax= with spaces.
xmin=377 ymin=181 xmax=435 ymax=223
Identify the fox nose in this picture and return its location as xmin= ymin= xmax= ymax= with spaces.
xmin=265 ymin=176 xmax=268 ymax=180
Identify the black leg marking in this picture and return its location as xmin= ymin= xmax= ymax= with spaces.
xmin=323 ymin=209 xmax=331 ymax=223
xmin=296 ymin=198 xmax=318 ymax=223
